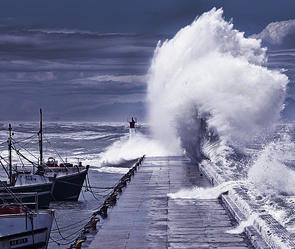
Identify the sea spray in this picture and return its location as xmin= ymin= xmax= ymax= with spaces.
xmin=99 ymin=132 xmax=177 ymax=166
xmin=147 ymin=8 xmax=288 ymax=162
xmin=246 ymin=129 xmax=295 ymax=229
xmin=248 ymin=133 xmax=295 ymax=196
xmin=168 ymin=181 xmax=242 ymax=199
xmin=148 ymin=7 xmax=295 ymax=234
xmin=226 ymin=214 xmax=259 ymax=234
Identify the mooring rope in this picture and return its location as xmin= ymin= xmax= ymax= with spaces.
xmin=68 ymin=155 xmax=145 ymax=249
xmin=49 ymin=155 xmax=146 ymax=248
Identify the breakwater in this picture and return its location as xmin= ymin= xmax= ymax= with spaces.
xmin=200 ymin=160 xmax=295 ymax=249
xmin=87 ymin=156 xmax=256 ymax=248
xmin=70 ymin=155 xmax=146 ymax=248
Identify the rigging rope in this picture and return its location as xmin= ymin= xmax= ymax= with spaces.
xmin=43 ymin=134 xmax=66 ymax=164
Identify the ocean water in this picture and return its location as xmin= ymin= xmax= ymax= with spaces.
xmin=2 ymin=120 xmax=295 ymax=247
xmin=0 ymin=122 xmax=150 ymax=248
xmin=0 ymin=121 xmax=178 ymax=248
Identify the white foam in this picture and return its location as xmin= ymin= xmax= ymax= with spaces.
xmin=168 ymin=181 xmax=241 ymax=199
xmin=147 ymin=8 xmax=288 ymax=161
xmin=226 ymin=214 xmax=258 ymax=234
xmin=99 ymin=132 xmax=178 ymax=166
xmin=93 ymin=167 xmax=129 ymax=174
xmin=248 ymin=133 xmax=295 ymax=196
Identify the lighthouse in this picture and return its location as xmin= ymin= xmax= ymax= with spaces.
xmin=128 ymin=117 xmax=137 ymax=138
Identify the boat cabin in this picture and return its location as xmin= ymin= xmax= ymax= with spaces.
xmin=45 ymin=157 xmax=73 ymax=167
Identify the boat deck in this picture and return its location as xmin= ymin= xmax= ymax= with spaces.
xmin=88 ymin=156 xmax=257 ymax=248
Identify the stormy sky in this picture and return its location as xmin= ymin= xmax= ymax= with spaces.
xmin=1 ymin=0 xmax=295 ymax=122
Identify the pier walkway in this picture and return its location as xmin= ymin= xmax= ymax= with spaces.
xmin=89 ymin=156 xmax=253 ymax=249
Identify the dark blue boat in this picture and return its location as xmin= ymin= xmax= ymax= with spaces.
xmin=42 ymin=159 xmax=89 ymax=201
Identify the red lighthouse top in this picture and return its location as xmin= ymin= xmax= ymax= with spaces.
xmin=128 ymin=117 xmax=137 ymax=128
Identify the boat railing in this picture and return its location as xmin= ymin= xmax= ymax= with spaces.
xmin=0 ymin=180 xmax=35 ymax=213
xmin=0 ymin=192 xmax=39 ymax=213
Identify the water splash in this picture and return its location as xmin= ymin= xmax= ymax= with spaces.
xmin=168 ymin=181 xmax=241 ymax=199
xmin=147 ymin=8 xmax=295 ymax=233
xmin=147 ymin=8 xmax=288 ymax=162
xmin=226 ymin=214 xmax=258 ymax=234
xmin=99 ymin=132 xmax=177 ymax=166
xmin=93 ymin=166 xmax=130 ymax=174
xmin=248 ymin=132 xmax=295 ymax=196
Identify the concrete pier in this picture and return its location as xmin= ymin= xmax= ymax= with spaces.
xmin=88 ymin=156 xmax=257 ymax=248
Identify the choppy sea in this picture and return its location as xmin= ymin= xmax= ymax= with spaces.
xmin=0 ymin=122 xmax=149 ymax=248
xmin=1 ymin=120 xmax=295 ymax=249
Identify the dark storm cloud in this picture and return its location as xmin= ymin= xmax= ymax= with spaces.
xmin=0 ymin=0 xmax=200 ymax=35
xmin=0 ymin=27 xmax=160 ymax=70
xmin=0 ymin=27 xmax=166 ymax=121
xmin=2 ymin=0 xmax=294 ymax=37
xmin=1 ymin=0 xmax=295 ymax=121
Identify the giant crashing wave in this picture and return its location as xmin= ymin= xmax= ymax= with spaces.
xmin=146 ymin=9 xmax=295 ymax=234
xmin=147 ymin=8 xmax=289 ymax=175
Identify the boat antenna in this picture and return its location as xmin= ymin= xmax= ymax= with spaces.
xmin=38 ymin=108 xmax=43 ymax=165
xmin=8 ymin=124 xmax=12 ymax=185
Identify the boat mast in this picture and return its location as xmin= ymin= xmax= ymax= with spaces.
xmin=8 ymin=124 xmax=12 ymax=185
xmin=38 ymin=108 xmax=43 ymax=165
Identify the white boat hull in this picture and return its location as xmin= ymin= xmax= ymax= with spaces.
xmin=0 ymin=210 xmax=54 ymax=249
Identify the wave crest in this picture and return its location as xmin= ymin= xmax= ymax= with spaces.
xmin=147 ymin=8 xmax=288 ymax=162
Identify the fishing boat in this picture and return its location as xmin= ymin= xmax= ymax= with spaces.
xmin=5 ymin=109 xmax=89 ymax=202
xmin=0 ymin=182 xmax=54 ymax=249
xmin=35 ymin=109 xmax=89 ymax=201
xmin=38 ymin=157 xmax=89 ymax=201
xmin=0 ymin=124 xmax=54 ymax=209
xmin=1 ymin=109 xmax=89 ymax=203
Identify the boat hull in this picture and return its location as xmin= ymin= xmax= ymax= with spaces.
xmin=49 ymin=167 xmax=88 ymax=201
xmin=0 ymin=210 xmax=54 ymax=249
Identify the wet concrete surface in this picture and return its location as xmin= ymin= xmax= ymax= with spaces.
xmin=89 ymin=156 xmax=253 ymax=249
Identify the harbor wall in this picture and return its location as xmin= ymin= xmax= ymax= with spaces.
xmin=200 ymin=160 xmax=295 ymax=249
